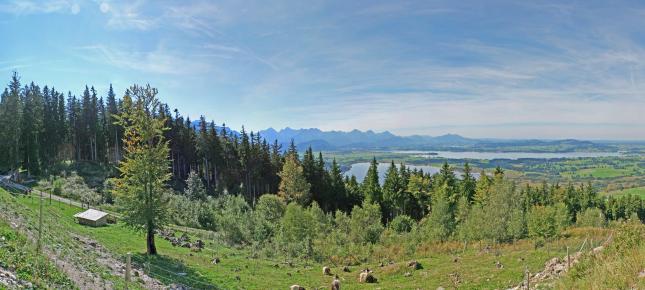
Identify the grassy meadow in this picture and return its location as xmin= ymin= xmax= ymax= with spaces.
xmin=0 ymin=188 xmax=617 ymax=289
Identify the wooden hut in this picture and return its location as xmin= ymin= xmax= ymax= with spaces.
xmin=73 ymin=209 xmax=108 ymax=227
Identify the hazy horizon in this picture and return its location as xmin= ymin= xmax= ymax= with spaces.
xmin=2 ymin=0 xmax=645 ymax=139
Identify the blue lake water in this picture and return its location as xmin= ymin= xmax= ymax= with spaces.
xmin=346 ymin=151 xmax=621 ymax=183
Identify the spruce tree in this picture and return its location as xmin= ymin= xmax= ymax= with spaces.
xmin=185 ymin=170 xmax=207 ymax=200
xmin=382 ymin=161 xmax=403 ymax=218
xmin=460 ymin=162 xmax=476 ymax=203
xmin=362 ymin=157 xmax=382 ymax=204
xmin=328 ymin=158 xmax=346 ymax=212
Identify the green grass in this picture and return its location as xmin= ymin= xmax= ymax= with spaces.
xmin=0 ymin=190 xmax=144 ymax=290
xmin=0 ymin=188 xmax=613 ymax=289
xmin=555 ymin=223 xmax=645 ymax=289
xmin=604 ymin=186 xmax=645 ymax=199
xmin=0 ymin=216 xmax=75 ymax=288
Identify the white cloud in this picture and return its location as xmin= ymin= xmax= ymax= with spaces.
xmin=0 ymin=0 xmax=81 ymax=15
xmin=103 ymin=0 xmax=155 ymax=30
xmin=99 ymin=1 xmax=109 ymax=13
xmin=74 ymin=44 xmax=213 ymax=75
xmin=71 ymin=3 xmax=80 ymax=14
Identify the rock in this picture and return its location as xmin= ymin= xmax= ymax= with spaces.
xmin=179 ymin=233 xmax=190 ymax=243
xmin=403 ymin=272 xmax=412 ymax=277
xmin=545 ymin=257 xmax=560 ymax=268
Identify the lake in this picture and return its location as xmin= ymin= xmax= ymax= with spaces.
xmin=346 ymin=151 xmax=621 ymax=183
xmin=391 ymin=150 xmax=621 ymax=160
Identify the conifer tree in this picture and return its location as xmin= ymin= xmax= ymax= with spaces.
xmin=278 ymin=154 xmax=311 ymax=205
xmin=185 ymin=170 xmax=207 ymax=201
xmin=382 ymin=161 xmax=403 ymax=218
xmin=460 ymin=162 xmax=476 ymax=202
xmin=328 ymin=158 xmax=346 ymax=211
xmin=362 ymin=157 xmax=382 ymax=204
xmin=1 ymin=72 xmax=23 ymax=171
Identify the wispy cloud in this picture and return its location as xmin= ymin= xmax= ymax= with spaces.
xmin=74 ymin=44 xmax=212 ymax=74
xmin=3 ymin=0 xmax=645 ymax=139
xmin=0 ymin=0 xmax=81 ymax=15
xmin=100 ymin=0 xmax=155 ymax=30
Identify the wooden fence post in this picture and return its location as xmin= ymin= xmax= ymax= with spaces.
xmin=526 ymin=267 xmax=530 ymax=290
xmin=125 ymin=252 xmax=131 ymax=290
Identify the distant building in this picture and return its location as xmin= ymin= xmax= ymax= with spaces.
xmin=73 ymin=209 xmax=109 ymax=227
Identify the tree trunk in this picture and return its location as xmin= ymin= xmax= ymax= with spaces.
xmin=147 ymin=224 xmax=157 ymax=255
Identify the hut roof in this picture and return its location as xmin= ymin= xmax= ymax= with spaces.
xmin=74 ymin=209 xmax=108 ymax=221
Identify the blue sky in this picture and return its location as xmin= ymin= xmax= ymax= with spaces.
xmin=1 ymin=0 xmax=644 ymax=140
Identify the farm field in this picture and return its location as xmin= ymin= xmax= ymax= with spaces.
xmin=0 ymin=188 xmax=612 ymax=289
xmin=328 ymin=151 xmax=645 ymax=190
xmin=604 ymin=186 xmax=645 ymax=199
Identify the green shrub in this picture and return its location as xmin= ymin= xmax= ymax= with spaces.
xmin=349 ymin=201 xmax=383 ymax=244
xmin=278 ymin=203 xmax=317 ymax=258
xmin=527 ymin=203 xmax=570 ymax=243
xmin=255 ymin=194 xmax=286 ymax=224
xmin=251 ymin=194 xmax=286 ymax=243
xmin=215 ymin=195 xmax=252 ymax=245
xmin=390 ymin=214 xmax=414 ymax=233
xmin=576 ymin=207 xmax=606 ymax=228
xmin=609 ymin=220 xmax=645 ymax=254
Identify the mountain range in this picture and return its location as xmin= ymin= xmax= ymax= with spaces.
xmin=189 ymin=121 xmax=615 ymax=152
xmin=257 ymin=127 xmax=607 ymax=152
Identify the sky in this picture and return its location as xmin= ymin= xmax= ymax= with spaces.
xmin=1 ymin=0 xmax=644 ymax=140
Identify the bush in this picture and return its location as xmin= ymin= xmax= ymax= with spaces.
xmin=609 ymin=219 xmax=645 ymax=254
xmin=251 ymin=194 xmax=286 ymax=243
xmin=57 ymin=172 xmax=101 ymax=205
xmin=101 ymin=178 xmax=115 ymax=204
xmin=168 ymin=194 xmax=201 ymax=228
xmin=278 ymin=203 xmax=317 ymax=258
xmin=527 ymin=203 xmax=570 ymax=243
xmin=349 ymin=202 xmax=383 ymax=244
xmin=390 ymin=215 xmax=415 ymax=233
xmin=255 ymin=194 xmax=286 ymax=224
xmin=215 ymin=195 xmax=252 ymax=245
xmin=576 ymin=207 xmax=606 ymax=228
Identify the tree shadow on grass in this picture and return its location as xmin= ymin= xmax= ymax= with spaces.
xmin=131 ymin=253 xmax=221 ymax=289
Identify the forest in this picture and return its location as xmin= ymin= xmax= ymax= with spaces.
xmin=1 ymin=73 xmax=644 ymax=288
